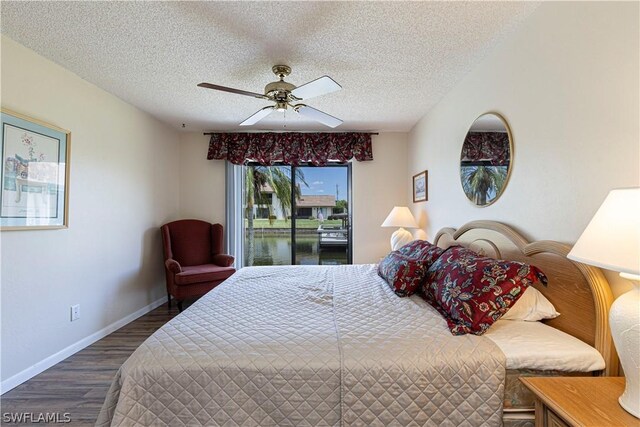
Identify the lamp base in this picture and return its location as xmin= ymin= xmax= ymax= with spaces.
xmin=390 ymin=227 xmax=414 ymax=251
xmin=610 ymin=279 xmax=640 ymax=418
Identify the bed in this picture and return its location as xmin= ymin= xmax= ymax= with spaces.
xmin=97 ymin=221 xmax=617 ymax=426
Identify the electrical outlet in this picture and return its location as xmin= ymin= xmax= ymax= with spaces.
xmin=71 ymin=304 xmax=80 ymax=322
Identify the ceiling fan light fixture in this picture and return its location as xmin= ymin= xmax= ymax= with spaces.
xmin=275 ymin=101 xmax=288 ymax=113
xmin=198 ymin=65 xmax=343 ymax=127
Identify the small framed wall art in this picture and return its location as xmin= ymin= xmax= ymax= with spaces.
xmin=413 ymin=170 xmax=428 ymax=203
xmin=1 ymin=109 xmax=70 ymax=230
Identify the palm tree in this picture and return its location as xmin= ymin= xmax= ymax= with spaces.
xmin=245 ymin=166 xmax=306 ymax=266
xmin=460 ymin=165 xmax=507 ymax=205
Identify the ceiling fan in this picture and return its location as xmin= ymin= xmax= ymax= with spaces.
xmin=198 ymin=65 xmax=343 ymax=128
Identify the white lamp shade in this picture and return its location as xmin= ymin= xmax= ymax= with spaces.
xmin=381 ymin=206 xmax=418 ymax=228
xmin=567 ymin=188 xmax=640 ymax=276
xmin=568 ymin=187 xmax=640 ymax=418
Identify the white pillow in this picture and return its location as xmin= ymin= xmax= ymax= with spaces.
xmin=502 ymin=286 xmax=560 ymax=321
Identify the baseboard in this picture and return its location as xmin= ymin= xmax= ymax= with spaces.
xmin=0 ymin=296 xmax=167 ymax=395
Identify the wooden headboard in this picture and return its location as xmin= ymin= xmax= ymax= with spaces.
xmin=433 ymin=220 xmax=618 ymax=376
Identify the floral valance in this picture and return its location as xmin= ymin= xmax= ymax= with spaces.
xmin=460 ymin=132 xmax=510 ymax=166
xmin=206 ymin=132 xmax=374 ymax=166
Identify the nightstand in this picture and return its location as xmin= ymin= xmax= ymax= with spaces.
xmin=520 ymin=377 xmax=639 ymax=427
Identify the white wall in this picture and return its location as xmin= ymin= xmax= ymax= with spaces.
xmin=178 ymin=133 xmax=226 ymax=223
xmin=177 ymin=132 xmax=408 ymax=263
xmin=407 ymin=2 xmax=639 ymax=297
xmin=353 ymin=133 xmax=408 ymax=263
xmin=0 ymin=36 xmax=181 ymax=388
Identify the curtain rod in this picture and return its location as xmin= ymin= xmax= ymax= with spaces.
xmin=203 ymin=132 xmax=379 ymax=136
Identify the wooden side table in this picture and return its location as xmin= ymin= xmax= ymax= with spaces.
xmin=520 ymin=377 xmax=639 ymax=427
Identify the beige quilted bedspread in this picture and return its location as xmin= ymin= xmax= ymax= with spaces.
xmin=97 ymin=265 xmax=505 ymax=426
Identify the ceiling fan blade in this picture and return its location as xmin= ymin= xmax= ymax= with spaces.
xmin=290 ymin=76 xmax=341 ymax=100
xmin=239 ymin=106 xmax=275 ymax=126
xmin=295 ymin=105 xmax=343 ymax=128
xmin=198 ymin=82 xmax=270 ymax=100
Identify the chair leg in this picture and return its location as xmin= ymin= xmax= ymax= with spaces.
xmin=167 ymin=292 xmax=171 ymax=309
xmin=177 ymin=300 xmax=183 ymax=312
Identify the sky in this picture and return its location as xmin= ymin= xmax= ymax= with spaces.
xmin=298 ymin=166 xmax=348 ymax=200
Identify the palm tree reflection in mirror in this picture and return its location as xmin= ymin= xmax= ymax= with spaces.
xmin=460 ymin=165 xmax=508 ymax=206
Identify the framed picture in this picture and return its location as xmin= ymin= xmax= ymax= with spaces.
xmin=1 ymin=109 xmax=70 ymax=230
xmin=413 ymin=170 xmax=428 ymax=203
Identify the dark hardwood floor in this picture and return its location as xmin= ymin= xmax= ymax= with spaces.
xmin=1 ymin=303 xmax=179 ymax=426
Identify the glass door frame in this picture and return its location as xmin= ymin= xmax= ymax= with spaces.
xmin=290 ymin=163 xmax=353 ymax=265
xmin=242 ymin=161 xmax=353 ymax=265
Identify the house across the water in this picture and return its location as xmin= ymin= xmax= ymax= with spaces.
xmin=253 ymin=184 xmax=336 ymax=220
xmin=296 ymin=195 xmax=336 ymax=220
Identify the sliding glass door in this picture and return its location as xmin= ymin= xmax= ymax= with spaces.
xmin=293 ymin=165 xmax=351 ymax=265
xmin=243 ymin=165 xmax=293 ymax=266
xmin=240 ymin=163 xmax=351 ymax=267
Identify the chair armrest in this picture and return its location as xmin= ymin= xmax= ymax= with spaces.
xmin=212 ymin=254 xmax=235 ymax=267
xmin=165 ymin=258 xmax=182 ymax=274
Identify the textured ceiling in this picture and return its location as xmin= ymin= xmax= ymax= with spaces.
xmin=1 ymin=1 xmax=538 ymax=132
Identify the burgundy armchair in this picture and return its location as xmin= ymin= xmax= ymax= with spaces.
xmin=161 ymin=220 xmax=236 ymax=311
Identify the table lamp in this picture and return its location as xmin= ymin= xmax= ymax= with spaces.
xmin=567 ymin=187 xmax=640 ymax=418
xmin=381 ymin=206 xmax=418 ymax=251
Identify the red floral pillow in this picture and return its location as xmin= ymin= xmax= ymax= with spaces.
xmin=378 ymin=252 xmax=430 ymax=297
xmin=396 ymin=240 xmax=444 ymax=264
xmin=421 ymin=246 xmax=548 ymax=335
xmin=379 ymin=241 xmax=444 ymax=297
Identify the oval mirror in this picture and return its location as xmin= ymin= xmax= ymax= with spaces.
xmin=460 ymin=113 xmax=513 ymax=206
